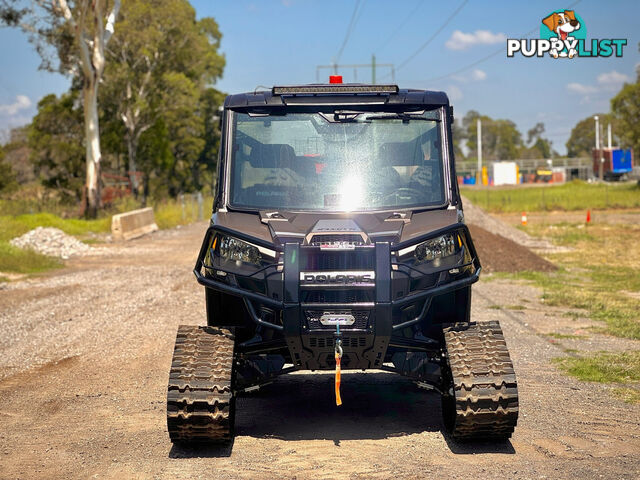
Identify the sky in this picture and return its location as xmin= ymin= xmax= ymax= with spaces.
xmin=0 ymin=0 xmax=638 ymax=155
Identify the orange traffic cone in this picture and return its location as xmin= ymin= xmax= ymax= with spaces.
xmin=586 ymin=210 xmax=591 ymax=224
xmin=521 ymin=212 xmax=527 ymax=226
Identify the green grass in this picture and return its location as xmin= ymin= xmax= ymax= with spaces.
xmin=0 ymin=195 xmax=212 ymax=275
xmin=500 ymin=268 xmax=640 ymax=339
xmin=553 ymin=351 xmax=640 ymax=384
xmin=0 ymin=213 xmax=110 ymax=243
xmin=461 ymin=180 xmax=640 ymax=213
xmin=0 ymin=242 xmax=62 ymax=274
xmin=0 ymin=213 xmax=108 ymax=275
xmin=612 ymin=387 xmax=640 ymax=404
xmin=152 ymin=196 xmax=213 ymax=229
xmin=505 ymin=304 xmax=526 ymax=310
xmin=493 ymin=221 xmax=640 ymax=340
xmin=520 ymin=222 xmax=595 ymax=245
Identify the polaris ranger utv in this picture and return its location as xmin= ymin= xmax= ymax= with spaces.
xmin=167 ymin=81 xmax=518 ymax=444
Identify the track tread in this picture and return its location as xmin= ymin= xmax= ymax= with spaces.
xmin=442 ymin=321 xmax=519 ymax=441
xmin=167 ymin=325 xmax=235 ymax=444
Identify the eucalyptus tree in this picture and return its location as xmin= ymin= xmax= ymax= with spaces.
xmin=1 ymin=0 xmax=121 ymax=217
xmin=102 ymin=0 xmax=224 ymax=196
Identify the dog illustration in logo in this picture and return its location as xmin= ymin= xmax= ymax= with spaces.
xmin=542 ymin=10 xmax=581 ymax=58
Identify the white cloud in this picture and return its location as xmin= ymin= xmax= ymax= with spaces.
xmin=596 ymin=70 xmax=630 ymax=86
xmin=445 ymin=30 xmax=506 ymax=50
xmin=0 ymin=95 xmax=31 ymax=116
xmin=452 ymin=69 xmax=487 ymax=84
xmin=470 ymin=69 xmax=487 ymax=81
xmin=567 ymin=70 xmax=632 ymax=101
xmin=566 ymin=83 xmax=597 ymax=95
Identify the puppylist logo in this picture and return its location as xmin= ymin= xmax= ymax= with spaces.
xmin=507 ymin=9 xmax=627 ymax=59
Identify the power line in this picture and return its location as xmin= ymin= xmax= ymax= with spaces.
xmin=413 ymin=0 xmax=583 ymax=85
xmin=353 ymin=0 xmax=367 ymax=30
xmin=335 ymin=0 xmax=363 ymax=64
xmin=375 ymin=0 xmax=425 ymax=54
xmin=382 ymin=0 xmax=468 ymax=79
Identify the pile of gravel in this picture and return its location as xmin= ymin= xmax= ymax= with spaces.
xmin=10 ymin=227 xmax=92 ymax=260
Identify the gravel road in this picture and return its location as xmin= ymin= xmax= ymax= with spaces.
xmin=1 ymin=222 xmax=638 ymax=480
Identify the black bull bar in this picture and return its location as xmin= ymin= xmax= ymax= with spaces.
xmin=193 ymin=223 xmax=480 ymax=368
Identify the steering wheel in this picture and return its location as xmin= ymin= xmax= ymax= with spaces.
xmin=380 ymin=187 xmax=425 ymax=205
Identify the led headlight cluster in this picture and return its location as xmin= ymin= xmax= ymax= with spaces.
xmin=414 ymin=233 xmax=457 ymax=264
xmin=219 ymin=235 xmax=261 ymax=265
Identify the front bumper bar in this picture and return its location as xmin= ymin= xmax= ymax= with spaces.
xmin=194 ymin=223 xmax=481 ymax=368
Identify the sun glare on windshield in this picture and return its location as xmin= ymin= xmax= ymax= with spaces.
xmin=229 ymin=110 xmax=446 ymax=211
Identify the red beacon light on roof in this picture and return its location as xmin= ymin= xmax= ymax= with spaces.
xmin=329 ymin=75 xmax=343 ymax=84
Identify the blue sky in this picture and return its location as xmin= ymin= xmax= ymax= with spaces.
xmin=1 ymin=0 xmax=638 ymax=154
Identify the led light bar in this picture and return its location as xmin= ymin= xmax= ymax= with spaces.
xmin=272 ymin=84 xmax=399 ymax=95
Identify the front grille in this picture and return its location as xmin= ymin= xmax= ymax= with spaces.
xmin=301 ymin=250 xmax=375 ymax=270
xmin=308 ymin=335 xmax=367 ymax=349
xmin=301 ymin=290 xmax=373 ymax=304
xmin=305 ymin=310 xmax=370 ymax=330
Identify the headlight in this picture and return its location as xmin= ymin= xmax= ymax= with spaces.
xmin=219 ymin=235 xmax=261 ymax=265
xmin=414 ymin=233 xmax=457 ymax=264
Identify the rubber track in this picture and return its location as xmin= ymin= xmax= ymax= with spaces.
xmin=443 ymin=321 xmax=519 ymax=440
xmin=167 ymin=325 xmax=235 ymax=444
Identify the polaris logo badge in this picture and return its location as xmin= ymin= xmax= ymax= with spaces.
xmin=320 ymin=313 xmax=356 ymax=326
xmin=300 ymin=271 xmax=375 ymax=286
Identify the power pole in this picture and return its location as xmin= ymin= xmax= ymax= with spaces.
xmin=607 ymin=123 xmax=612 ymax=148
xmin=316 ymin=59 xmax=394 ymax=85
xmin=594 ymin=115 xmax=603 ymax=180
xmin=600 ymin=121 xmax=605 ymax=179
xmin=477 ymin=118 xmax=482 ymax=184
xmin=372 ymin=54 xmax=376 ymax=84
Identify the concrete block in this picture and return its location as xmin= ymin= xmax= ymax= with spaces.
xmin=111 ymin=207 xmax=159 ymax=241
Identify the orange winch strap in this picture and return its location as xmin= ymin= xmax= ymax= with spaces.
xmin=335 ymin=353 xmax=342 ymax=406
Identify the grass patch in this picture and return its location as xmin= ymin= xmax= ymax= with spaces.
xmin=493 ymin=221 xmax=640 ymax=340
xmin=612 ymin=387 xmax=640 ymax=404
xmin=517 ymin=222 xmax=596 ymax=246
xmin=0 ymin=242 xmax=62 ymax=274
xmin=553 ymin=351 xmax=640 ymax=383
xmin=0 ymin=196 xmax=213 ymax=243
xmin=505 ymin=304 xmax=526 ymax=310
xmin=0 ymin=212 xmax=108 ymax=275
xmin=152 ymin=196 xmax=213 ymax=230
xmin=488 ymin=304 xmax=502 ymax=310
xmin=0 ymin=213 xmax=110 ymax=243
xmin=461 ymin=180 xmax=640 ymax=213
xmin=0 ymin=193 xmax=212 ymax=275
xmin=544 ymin=332 xmax=586 ymax=339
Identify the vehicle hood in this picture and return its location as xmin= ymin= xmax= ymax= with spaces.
xmin=213 ymin=208 xmax=460 ymax=247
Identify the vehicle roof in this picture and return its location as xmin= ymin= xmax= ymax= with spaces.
xmin=223 ymin=84 xmax=450 ymax=110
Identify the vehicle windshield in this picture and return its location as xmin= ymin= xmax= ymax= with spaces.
xmin=228 ymin=109 xmax=446 ymax=211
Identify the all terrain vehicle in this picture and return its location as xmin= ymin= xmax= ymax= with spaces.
xmin=167 ymin=81 xmax=519 ymax=444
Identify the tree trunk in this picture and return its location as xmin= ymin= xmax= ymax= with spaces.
xmin=83 ymin=77 xmax=102 ymax=218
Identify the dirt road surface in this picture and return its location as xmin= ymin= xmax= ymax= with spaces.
xmin=1 ymin=222 xmax=639 ymax=479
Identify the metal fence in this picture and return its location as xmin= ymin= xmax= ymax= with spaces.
xmin=179 ymin=192 xmax=204 ymax=221
xmin=455 ymin=157 xmax=592 ymax=181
